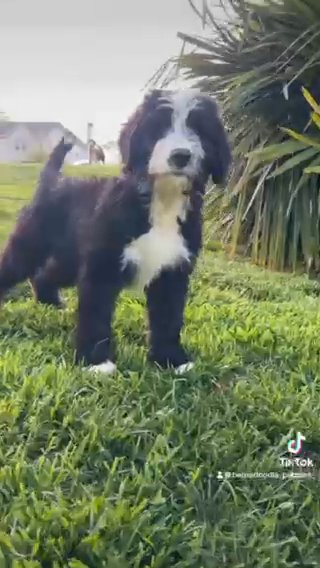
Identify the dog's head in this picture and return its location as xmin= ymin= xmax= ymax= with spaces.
xmin=119 ymin=89 xmax=232 ymax=187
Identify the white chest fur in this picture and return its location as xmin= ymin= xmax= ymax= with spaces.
xmin=122 ymin=176 xmax=191 ymax=291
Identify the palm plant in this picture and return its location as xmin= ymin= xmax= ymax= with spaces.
xmin=159 ymin=0 xmax=320 ymax=272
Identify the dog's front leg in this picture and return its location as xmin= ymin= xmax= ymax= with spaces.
xmin=146 ymin=264 xmax=194 ymax=374
xmin=75 ymin=254 xmax=121 ymax=372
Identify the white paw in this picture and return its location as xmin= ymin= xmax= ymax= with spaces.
xmin=84 ymin=360 xmax=117 ymax=375
xmin=175 ymin=362 xmax=194 ymax=375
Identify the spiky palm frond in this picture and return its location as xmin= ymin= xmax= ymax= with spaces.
xmin=161 ymin=0 xmax=320 ymax=272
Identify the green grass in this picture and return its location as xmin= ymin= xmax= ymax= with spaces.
xmin=1 ymin=165 xmax=320 ymax=566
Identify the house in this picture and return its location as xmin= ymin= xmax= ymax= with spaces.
xmin=0 ymin=121 xmax=88 ymax=164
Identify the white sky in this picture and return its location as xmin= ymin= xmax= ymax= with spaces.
xmin=0 ymin=0 xmax=206 ymax=143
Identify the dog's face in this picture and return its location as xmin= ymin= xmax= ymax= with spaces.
xmin=119 ymin=89 xmax=231 ymax=186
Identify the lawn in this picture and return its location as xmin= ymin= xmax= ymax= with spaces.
xmin=0 ymin=164 xmax=320 ymax=567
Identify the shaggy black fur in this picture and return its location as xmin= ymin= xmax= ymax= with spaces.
xmin=0 ymin=90 xmax=231 ymax=370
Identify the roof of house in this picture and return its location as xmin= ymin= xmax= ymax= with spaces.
xmin=0 ymin=121 xmax=86 ymax=148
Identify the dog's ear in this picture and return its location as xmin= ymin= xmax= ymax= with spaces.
xmin=118 ymin=90 xmax=164 ymax=171
xmin=200 ymin=96 xmax=232 ymax=186
xmin=119 ymin=105 xmax=144 ymax=168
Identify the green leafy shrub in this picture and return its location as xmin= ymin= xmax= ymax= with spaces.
xmin=164 ymin=0 xmax=320 ymax=272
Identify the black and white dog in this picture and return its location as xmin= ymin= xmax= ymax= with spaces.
xmin=0 ymin=89 xmax=231 ymax=374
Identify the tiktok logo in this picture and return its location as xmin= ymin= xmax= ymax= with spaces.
xmin=287 ymin=432 xmax=306 ymax=455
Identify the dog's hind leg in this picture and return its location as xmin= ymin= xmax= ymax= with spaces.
xmin=0 ymin=138 xmax=73 ymax=306
xmin=30 ymin=259 xmax=65 ymax=308
xmin=30 ymin=255 xmax=78 ymax=308
xmin=0 ymin=209 xmax=50 ymax=304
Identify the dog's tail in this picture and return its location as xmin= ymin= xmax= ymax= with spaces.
xmin=35 ymin=135 xmax=74 ymax=202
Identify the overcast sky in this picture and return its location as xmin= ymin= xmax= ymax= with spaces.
xmin=0 ymin=0 xmax=206 ymax=143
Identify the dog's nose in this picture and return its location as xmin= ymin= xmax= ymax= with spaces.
xmin=169 ymin=148 xmax=192 ymax=169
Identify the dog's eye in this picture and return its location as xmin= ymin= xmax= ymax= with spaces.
xmin=147 ymin=109 xmax=172 ymax=133
xmin=187 ymin=110 xmax=207 ymax=138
